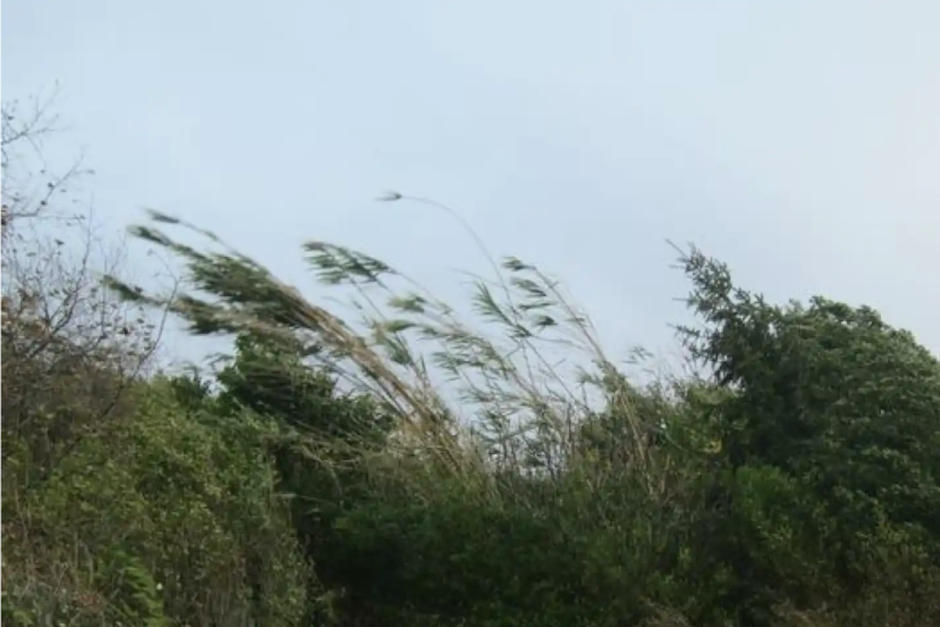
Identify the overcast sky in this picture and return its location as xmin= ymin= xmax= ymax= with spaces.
xmin=3 ymin=0 xmax=939 ymax=365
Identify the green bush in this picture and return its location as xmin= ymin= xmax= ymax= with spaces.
xmin=6 ymin=198 xmax=940 ymax=625
xmin=2 ymin=382 xmax=316 ymax=626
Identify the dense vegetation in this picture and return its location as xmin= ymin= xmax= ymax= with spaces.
xmin=3 ymin=108 xmax=940 ymax=625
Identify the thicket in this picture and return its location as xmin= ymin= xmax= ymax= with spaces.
xmin=3 ymin=104 xmax=939 ymax=626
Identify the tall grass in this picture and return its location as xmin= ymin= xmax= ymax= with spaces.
xmin=106 ymin=197 xmax=679 ymax=506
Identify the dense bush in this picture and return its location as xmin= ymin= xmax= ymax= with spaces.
xmin=3 ymin=133 xmax=939 ymax=624
xmin=2 ymin=378 xmax=324 ymax=626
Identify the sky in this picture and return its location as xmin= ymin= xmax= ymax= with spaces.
xmin=3 ymin=0 xmax=939 ymax=368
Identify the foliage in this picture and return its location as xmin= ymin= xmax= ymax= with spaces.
xmin=2 ymin=380 xmax=319 ymax=626
xmin=676 ymin=246 xmax=940 ymax=623
xmin=5 ymin=168 xmax=940 ymax=625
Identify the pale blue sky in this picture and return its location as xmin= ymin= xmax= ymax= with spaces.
xmin=3 ymin=0 xmax=939 ymax=362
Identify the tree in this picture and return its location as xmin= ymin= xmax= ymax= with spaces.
xmin=677 ymin=245 xmax=940 ymax=622
xmin=2 ymin=89 xmax=91 ymax=232
xmin=1 ymin=97 xmax=164 ymax=489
